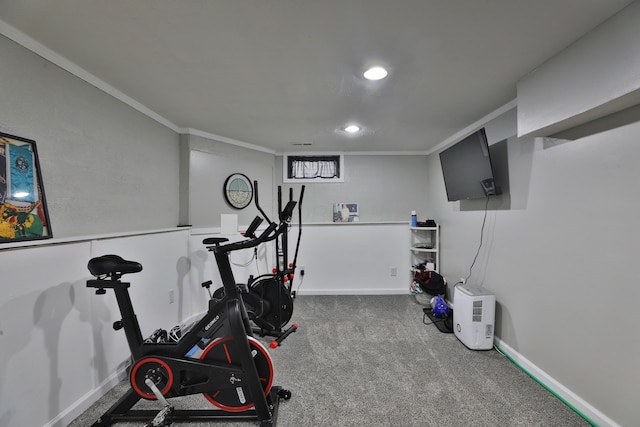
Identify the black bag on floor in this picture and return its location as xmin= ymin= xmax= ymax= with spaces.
xmin=414 ymin=269 xmax=446 ymax=296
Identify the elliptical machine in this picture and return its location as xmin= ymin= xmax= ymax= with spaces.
xmin=85 ymin=205 xmax=296 ymax=427
xmin=206 ymin=181 xmax=304 ymax=345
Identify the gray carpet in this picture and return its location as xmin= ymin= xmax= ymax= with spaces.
xmin=69 ymin=295 xmax=589 ymax=426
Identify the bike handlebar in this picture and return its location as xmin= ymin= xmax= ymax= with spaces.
xmin=243 ymin=216 xmax=264 ymax=239
xmin=212 ymin=180 xmax=298 ymax=255
xmin=213 ymin=220 xmax=281 ymax=254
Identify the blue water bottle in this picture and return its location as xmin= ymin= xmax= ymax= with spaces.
xmin=411 ymin=211 xmax=417 ymax=227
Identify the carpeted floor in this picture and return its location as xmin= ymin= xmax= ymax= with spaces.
xmin=69 ymin=294 xmax=589 ymax=426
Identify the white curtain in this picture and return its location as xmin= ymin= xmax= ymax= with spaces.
xmin=291 ymin=159 xmax=337 ymax=178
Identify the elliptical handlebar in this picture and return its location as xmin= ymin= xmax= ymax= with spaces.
xmin=253 ymin=181 xmax=272 ymax=225
xmin=298 ymin=185 xmax=305 ymax=208
xmin=292 ymin=184 xmax=305 ymax=268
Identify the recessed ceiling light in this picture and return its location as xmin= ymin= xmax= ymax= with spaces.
xmin=363 ymin=66 xmax=388 ymax=81
xmin=344 ymin=125 xmax=361 ymax=133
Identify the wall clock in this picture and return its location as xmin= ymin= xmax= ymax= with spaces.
xmin=223 ymin=173 xmax=253 ymax=209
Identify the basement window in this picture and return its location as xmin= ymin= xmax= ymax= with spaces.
xmin=283 ymin=154 xmax=344 ymax=183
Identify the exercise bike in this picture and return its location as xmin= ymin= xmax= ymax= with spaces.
xmin=85 ymin=207 xmax=296 ymax=427
xmin=205 ymin=182 xmax=305 ymax=345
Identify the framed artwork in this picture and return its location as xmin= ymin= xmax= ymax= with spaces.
xmin=0 ymin=131 xmax=52 ymax=242
xmin=333 ymin=203 xmax=359 ymax=223
xmin=223 ymin=173 xmax=253 ymax=209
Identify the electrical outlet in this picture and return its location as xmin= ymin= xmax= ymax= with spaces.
xmin=300 ymin=266 xmax=305 ymax=276
xmin=390 ymin=267 xmax=397 ymax=276
xmin=169 ymin=289 xmax=175 ymax=304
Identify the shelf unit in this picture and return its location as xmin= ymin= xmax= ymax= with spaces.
xmin=410 ymin=225 xmax=439 ymax=272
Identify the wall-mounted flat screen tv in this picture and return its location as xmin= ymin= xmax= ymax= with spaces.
xmin=439 ymin=128 xmax=497 ymax=201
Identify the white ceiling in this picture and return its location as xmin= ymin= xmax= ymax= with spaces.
xmin=0 ymin=0 xmax=634 ymax=153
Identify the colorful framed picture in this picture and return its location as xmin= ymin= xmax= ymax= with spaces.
xmin=0 ymin=131 xmax=53 ymax=242
xmin=333 ymin=203 xmax=359 ymax=223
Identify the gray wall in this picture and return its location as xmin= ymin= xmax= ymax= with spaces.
xmin=276 ymin=154 xmax=431 ymax=224
xmin=517 ymin=1 xmax=640 ymax=138
xmin=188 ymin=134 xmax=276 ymax=229
xmin=0 ymin=34 xmax=180 ymax=238
xmin=426 ymin=115 xmax=640 ymax=426
xmin=0 ymin=34 xmax=184 ymax=427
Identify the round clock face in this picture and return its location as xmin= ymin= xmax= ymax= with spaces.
xmin=223 ymin=173 xmax=253 ymax=209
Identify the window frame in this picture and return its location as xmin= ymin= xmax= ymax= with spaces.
xmin=282 ymin=153 xmax=345 ymax=183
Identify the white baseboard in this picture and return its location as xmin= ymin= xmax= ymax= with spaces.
xmin=43 ymin=366 xmax=128 ymax=427
xmin=494 ymin=337 xmax=619 ymax=427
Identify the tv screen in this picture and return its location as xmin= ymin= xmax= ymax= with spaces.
xmin=439 ymin=128 xmax=497 ymax=201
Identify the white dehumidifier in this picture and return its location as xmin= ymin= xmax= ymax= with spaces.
xmin=453 ymin=285 xmax=495 ymax=350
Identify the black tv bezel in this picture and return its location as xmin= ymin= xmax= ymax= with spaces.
xmin=439 ymin=128 xmax=497 ymax=202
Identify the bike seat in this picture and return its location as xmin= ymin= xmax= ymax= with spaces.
xmin=203 ymin=237 xmax=229 ymax=246
xmin=88 ymin=254 xmax=143 ymax=277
